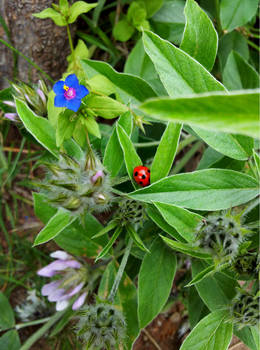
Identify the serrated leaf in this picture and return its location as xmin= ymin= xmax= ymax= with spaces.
xmin=180 ymin=0 xmax=218 ymax=71
xmin=68 ymin=1 xmax=97 ymax=24
xmin=138 ymin=237 xmax=177 ymax=328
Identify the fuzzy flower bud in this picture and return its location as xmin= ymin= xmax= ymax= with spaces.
xmin=115 ymin=198 xmax=146 ymax=226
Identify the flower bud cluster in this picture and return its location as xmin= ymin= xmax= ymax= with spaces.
xmin=40 ymin=152 xmax=113 ymax=215
xmin=115 ymin=198 xmax=146 ymax=226
xmin=75 ymin=302 xmax=126 ymax=349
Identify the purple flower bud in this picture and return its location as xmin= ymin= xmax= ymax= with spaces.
xmin=3 ymin=100 xmax=16 ymax=108
xmin=72 ymin=292 xmax=87 ymax=310
xmin=56 ymin=300 xmax=69 ymax=311
xmin=41 ymin=281 xmax=61 ymax=296
xmin=4 ymin=113 xmax=18 ymax=122
xmin=37 ymin=88 xmax=46 ymax=104
xmin=91 ymin=170 xmax=104 ymax=184
xmin=60 ymin=282 xmax=84 ymax=300
xmin=37 ymin=259 xmax=82 ymax=277
xmin=25 ymin=93 xmax=33 ymax=106
xmin=50 ymin=250 xmax=72 ymax=260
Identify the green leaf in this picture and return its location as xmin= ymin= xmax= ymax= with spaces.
xmin=154 ymin=202 xmax=203 ymax=242
xmin=253 ymin=150 xmax=260 ymax=177
xmin=85 ymin=95 xmax=128 ymax=118
xmin=223 ymin=51 xmax=260 ymax=90
xmin=250 ymin=326 xmax=260 ymax=350
xmin=141 ymin=0 xmax=163 ymax=18
xmin=188 ymin=287 xmax=209 ymax=329
xmin=138 ymin=237 xmax=177 ymax=328
xmin=16 ymin=99 xmax=59 ymax=158
xmin=0 ymin=330 xmax=21 ymax=350
xmin=186 ymin=264 xmax=216 ymax=287
xmin=33 ymin=193 xmax=57 ymax=224
xmin=151 ymin=123 xmax=181 ymax=183
xmin=142 ymin=30 xmax=225 ymax=97
xmin=68 ymin=1 xmax=97 ymax=24
xmin=81 ymin=59 xmax=157 ymax=104
xmin=126 ymin=225 xmax=149 ymax=252
xmin=235 ymin=327 xmax=258 ymax=350
xmin=116 ymin=124 xmax=142 ymax=188
xmin=180 ymin=0 xmax=218 ymax=71
xmin=33 ymin=8 xmax=67 ymax=26
xmin=220 ymin=0 xmax=259 ymax=32
xmin=56 ymin=110 xmax=76 ymax=147
xmin=192 ymin=260 xmax=237 ymax=311
xmin=129 ymin=169 xmax=259 ymax=211
xmin=63 ymin=138 xmax=85 ymax=161
xmin=81 ymin=115 xmax=101 ymax=138
xmin=146 ymin=205 xmax=186 ymax=242
xmin=180 ymin=310 xmax=233 ymax=350
xmin=160 ymin=235 xmax=212 ymax=259
xmin=95 ymin=227 xmax=122 ymax=261
xmin=113 ymin=18 xmax=135 ymax=42
xmin=33 ymin=209 xmax=76 ymax=246
xmin=0 ymin=292 xmax=15 ymax=330
xmin=103 ymin=111 xmax=132 ymax=177
xmin=194 ymin=128 xmax=254 ymax=160
xmin=140 ymin=90 xmax=260 ymax=139
xmin=92 ymin=221 xmax=117 ymax=239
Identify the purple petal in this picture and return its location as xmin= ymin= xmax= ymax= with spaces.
xmin=48 ymin=287 xmax=66 ymax=302
xmin=50 ymin=250 xmax=71 ymax=260
xmin=72 ymin=292 xmax=87 ymax=310
xmin=54 ymin=94 xmax=67 ymax=108
xmin=37 ymin=263 xmax=59 ymax=277
xmin=65 ymin=74 xmax=79 ymax=89
xmin=56 ymin=300 xmax=69 ymax=311
xmin=53 ymin=80 xmax=65 ymax=95
xmin=4 ymin=113 xmax=18 ymax=122
xmin=3 ymin=100 xmax=16 ymax=108
xmin=60 ymin=282 xmax=84 ymax=300
xmin=75 ymin=85 xmax=89 ymax=99
xmin=41 ymin=281 xmax=61 ymax=296
xmin=66 ymin=98 xmax=81 ymax=112
xmin=37 ymin=89 xmax=46 ymax=104
xmin=37 ymin=259 xmax=81 ymax=277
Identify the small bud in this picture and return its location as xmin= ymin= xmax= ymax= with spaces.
xmin=4 ymin=113 xmax=18 ymax=122
xmin=91 ymin=170 xmax=104 ymax=184
xmin=3 ymin=100 xmax=16 ymax=108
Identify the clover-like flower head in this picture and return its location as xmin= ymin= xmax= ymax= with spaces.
xmin=53 ymin=74 xmax=89 ymax=112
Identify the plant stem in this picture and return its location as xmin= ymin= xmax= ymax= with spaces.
xmin=171 ymin=141 xmax=202 ymax=174
xmin=15 ymin=317 xmax=51 ymax=330
xmin=66 ymin=24 xmax=74 ymax=54
xmin=0 ymin=39 xmax=54 ymax=83
xmin=108 ymin=238 xmax=133 ymax=303
xmin=20 ymin=311 xmax=66 ymax=350
xmin=214 ymin=0 xmax=222 ymax=36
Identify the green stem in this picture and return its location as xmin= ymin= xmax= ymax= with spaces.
xmin=108 ymin=238 xmax=133 ymax=303
xmin=66 ymin=24 xmax=74 ymax=54
xmin=171 ymin=141 xmax=202 ymax=174
xmin=20 ymin=311 xmax=66 ymax=350
xmin=15 ymin=317 xmax=51 ymax=330
xmin=134 ymin=135 xmax=197 ymax=150
xmin=0 ymin=39 xmax=54 ymax=83
xmin=247 ymin=40 xmax=260 ymax=52
xmin=177 ymin=135 xmax=197 ymax=154
xmin=134 ymin=141 xmax=160 ymax=148
xmin=214 ymin=0 xmax=222 ymax=36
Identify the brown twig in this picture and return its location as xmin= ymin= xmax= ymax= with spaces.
xmin=143 ymin=329 xmax=162 ymax=350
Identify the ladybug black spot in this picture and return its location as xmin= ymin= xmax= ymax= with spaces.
xmin=142 ymin=175 xmax=146 ymax=179
xmin=139 ymin=181 xmax=143 ymax=185
xmin=134 ymin=172 xmax=138 ymax=176
xmin=148 ymin=169 xmax=150 ymax=173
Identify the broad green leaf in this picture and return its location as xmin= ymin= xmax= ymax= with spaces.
xmin=180 ymin=0 xmax=218 ymax=71
xmin=146 ymin=205 xmax=186 ymax=242
xmin=33 ymin=209 xmax=76 ymax=246
xmin=253 ymin=150 xmax=260 ymax=177
xmin=192 ymin=260 xmax=237 ymax=311
xmin=142 ymin=0 xmax=163 ymax=18
xmin=81 ymin=59 xmax=157 ymax=104
xmin=151 ymin=123 xmax=182 ymax=183
xmin=154 ymin=202 xmax=202 ymax=242
xmin=33 ymin=193 xmax=57 ymax=224
xmin=126 ymin=225 xmax=149 ymax=252
xmin=82 ymin=115 xmax=101 ymax=138
xmin=142 ymin=30 xmax=225 ymax=97
xmin=95 ymin=227 xmax=122 ymax=261
xmin=116 ymin=124 xmax=142 ymax=188
xmin=33 ymin=8 xmax=67 ymax=26
xmin=104 ymin=111 xmax=132 ymax=177
xmin=220 ymin=0 xmax=259 ymax=32
xmin=113 ymin=18 xmax=135 ymax=42
xmin=0 ymin=292 xmax=15 ymax=330
xmin=87 ymin=74 xmax=116 ymax=96
xmin=63 ymin=138 xmax=85 ymax=161
xmin=223 ymin=51 xmax=260 ymax=90
xmin=180 ymin=310 xmax=233 ymax=350
xmin=188 ymin=287 xmax=209 ymax=329
xmin=250 ymin=326 xmax=260 ymax=350
xmin=194 ymin=128 xmax=254 ymax=160
xmin=47 ymin=91 xmax=61 ymax=127
xmin=129 ymin=169 xmax=259 ymax=211
xmin=0 ymin=330 xmax=21 ymax=350
xmin=140 ymin=90 xmax=260 ymax=139
xmin=235 ymin=327 xmax=258 ymax=350
xmin=56 ymin=110 xmax=76 ymax=147
xmin=16 ymin=99 xmax=59 ymax=158
xmin=160 ymin=235 xmax=211 ymax=259
xmin=85 ymin=95 xmax=128 ymax=118
xmin=68 ymin=1 xmax=97 ymax=24
xmin=138 ymin=238 xmax=177 ymax=328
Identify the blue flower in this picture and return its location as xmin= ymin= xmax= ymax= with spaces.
xmin=53 ymin=74 xmax=89 ymax=112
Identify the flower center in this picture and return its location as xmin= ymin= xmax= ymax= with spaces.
xmin=64 ymin=85 xmax=76 ymax=100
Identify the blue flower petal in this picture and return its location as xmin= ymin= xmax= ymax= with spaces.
xmin=53 ymin=81 xmax=65 ymax=95
xmin=65 ymin=74 xmax=79 ymax=89
xmin=75 ymin=85 xmax=89 ymax=99
xmin=66 ymin=98 xmax=81 ymax=112
xmin=54 ymin=94 xmax=67 ymax=108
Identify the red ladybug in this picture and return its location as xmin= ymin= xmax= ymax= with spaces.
xmin=133 ymin=166 xmax=150 ymax=187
